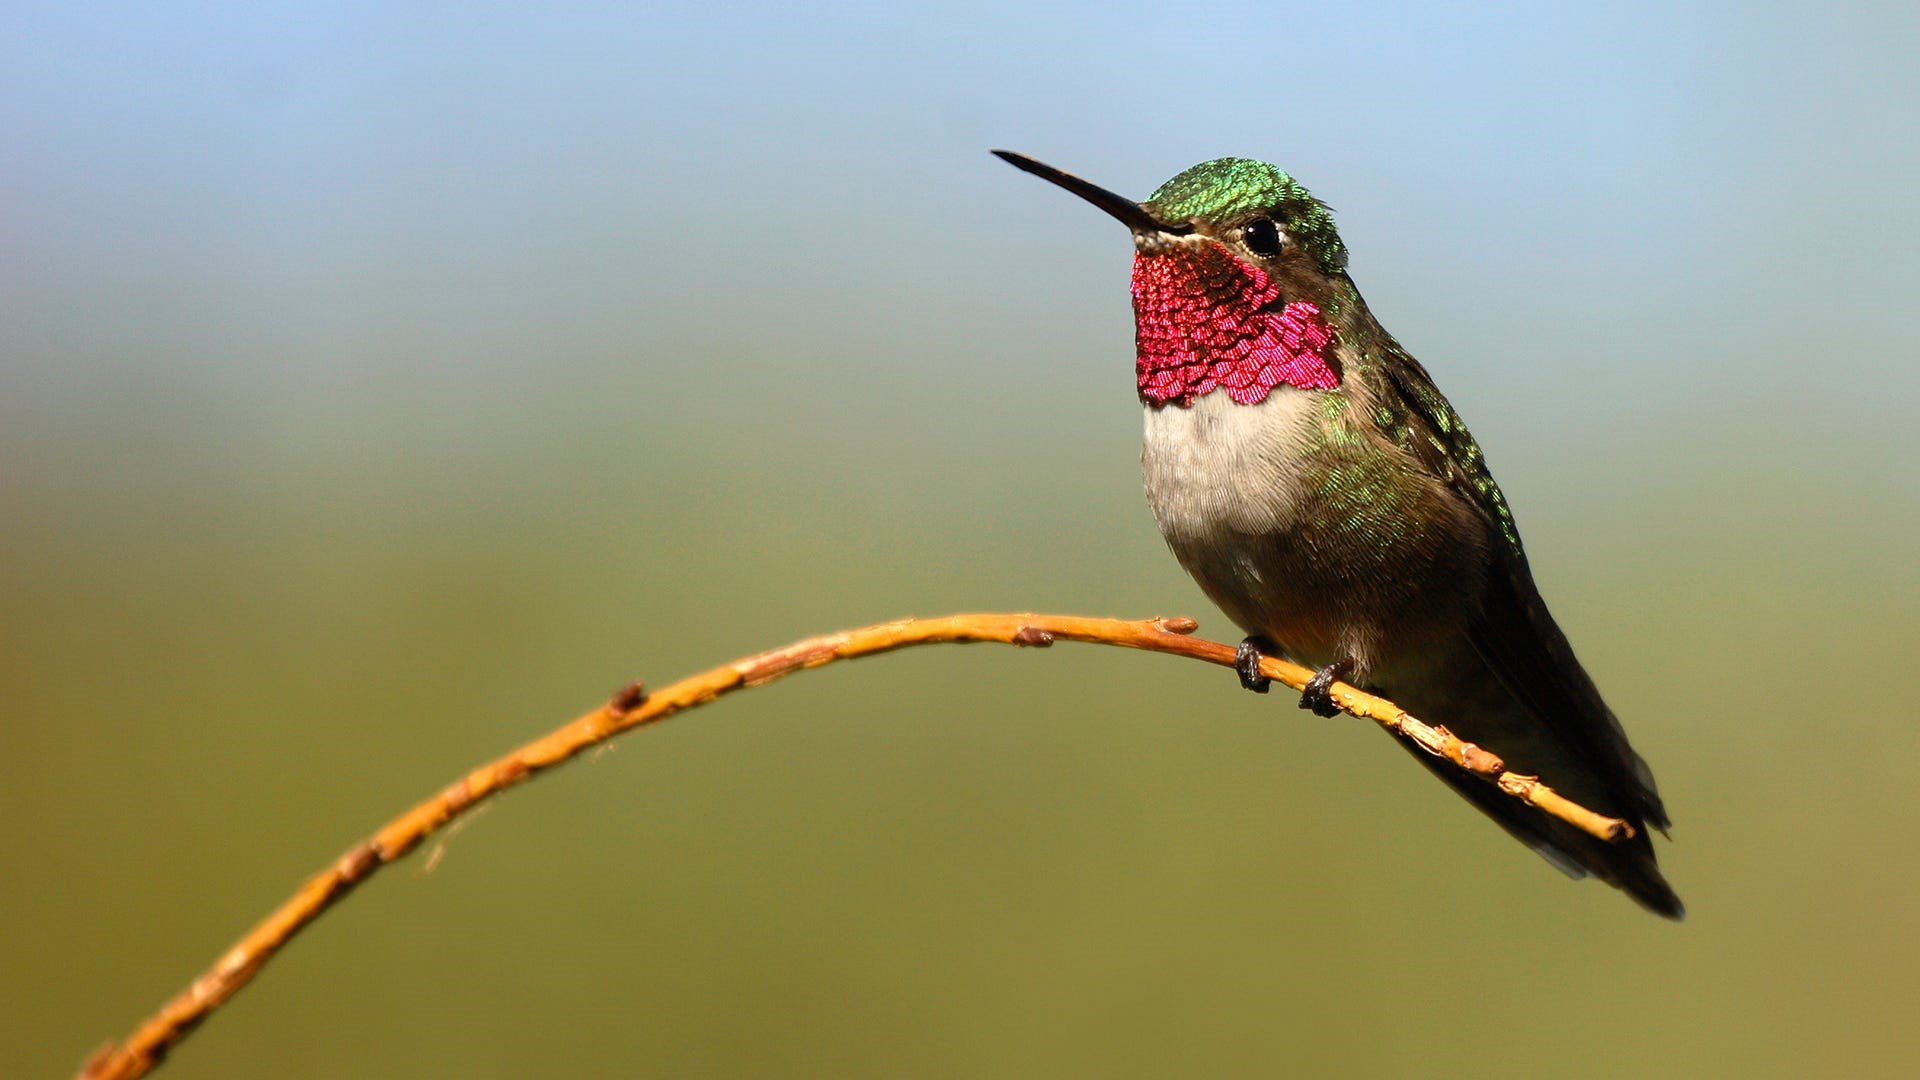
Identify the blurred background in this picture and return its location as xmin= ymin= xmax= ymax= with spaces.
xmin=5 ymin=2 xmax=1917 ymax=1076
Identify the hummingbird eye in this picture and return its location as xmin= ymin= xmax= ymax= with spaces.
xmin=1242 ymin=218 xmax=1285 ymax=256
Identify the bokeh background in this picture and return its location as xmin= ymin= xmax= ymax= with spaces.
xmin=5 ymin=3 xmax=1918 ymax=1076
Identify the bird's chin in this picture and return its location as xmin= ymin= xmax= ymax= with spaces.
xmin=1132 ymin=230 xmax=1202 ymax=256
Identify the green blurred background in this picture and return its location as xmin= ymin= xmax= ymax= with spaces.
xmin=5 ymin=3 xmax=1918 ymax=1076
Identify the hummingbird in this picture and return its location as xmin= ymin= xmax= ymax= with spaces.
xmin=993 ymin=150 xmax=1681 ymax=918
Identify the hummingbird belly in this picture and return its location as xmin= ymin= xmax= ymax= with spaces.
xmin=1140 ymin=389 xmax=1490 ymax=679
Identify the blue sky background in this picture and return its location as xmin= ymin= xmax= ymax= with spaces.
xmin=8 ymin=3 xmax=1916 ymax=439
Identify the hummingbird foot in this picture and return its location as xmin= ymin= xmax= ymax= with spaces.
xmin=1234 ymin=636 xmax=1277 ymax=694
xmin=1298 ymin=657 xmax=1357 ymax=718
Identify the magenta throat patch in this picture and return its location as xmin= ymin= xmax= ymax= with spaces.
xmin=1131 ymin=241 xmax=1338 ymax=406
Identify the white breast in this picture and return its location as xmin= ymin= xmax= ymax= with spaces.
xmin=1137 ymin=383 xmax=1491 ymax=674
xmin=1140 ymin=388 xmax=1322 ymax=543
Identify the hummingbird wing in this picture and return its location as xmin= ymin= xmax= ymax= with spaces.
xmin=1467 ymin=548 xmax=1671 ymax=830
xmin=1372 ymin=351 xmax=1671 ymax=833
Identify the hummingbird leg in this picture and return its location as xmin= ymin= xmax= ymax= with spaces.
xmin=1298 ymin=657 xmax=1357 ymax=718
xmin=1234 ymin=635 xmax=1278 ymax=694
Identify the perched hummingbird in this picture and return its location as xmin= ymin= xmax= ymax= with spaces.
xmin=994 ymin=151 xmax=1681 ymax=918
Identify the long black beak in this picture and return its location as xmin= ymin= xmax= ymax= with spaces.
xmin=992 ymin=150 xmax=1191 ymax=235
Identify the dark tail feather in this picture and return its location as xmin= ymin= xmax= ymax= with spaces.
xmin=1398 ymin=741 xmax=1685 ymax=920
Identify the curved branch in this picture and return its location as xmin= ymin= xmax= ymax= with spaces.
xmin=77 ymin=612 xmax=1629 ymax=1079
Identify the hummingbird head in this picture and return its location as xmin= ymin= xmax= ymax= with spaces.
xmin=994 ymin=151 xmax=1350 ymax=407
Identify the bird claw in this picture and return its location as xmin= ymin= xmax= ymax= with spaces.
xmin=1234 ymin=636 xmax=1274 ymax=694
xmin=1298 ymin=657 xmax=1357 ymax=717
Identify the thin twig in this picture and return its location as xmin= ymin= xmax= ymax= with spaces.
xmin=77 ymin=612 xmax=1629 ymax=1079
